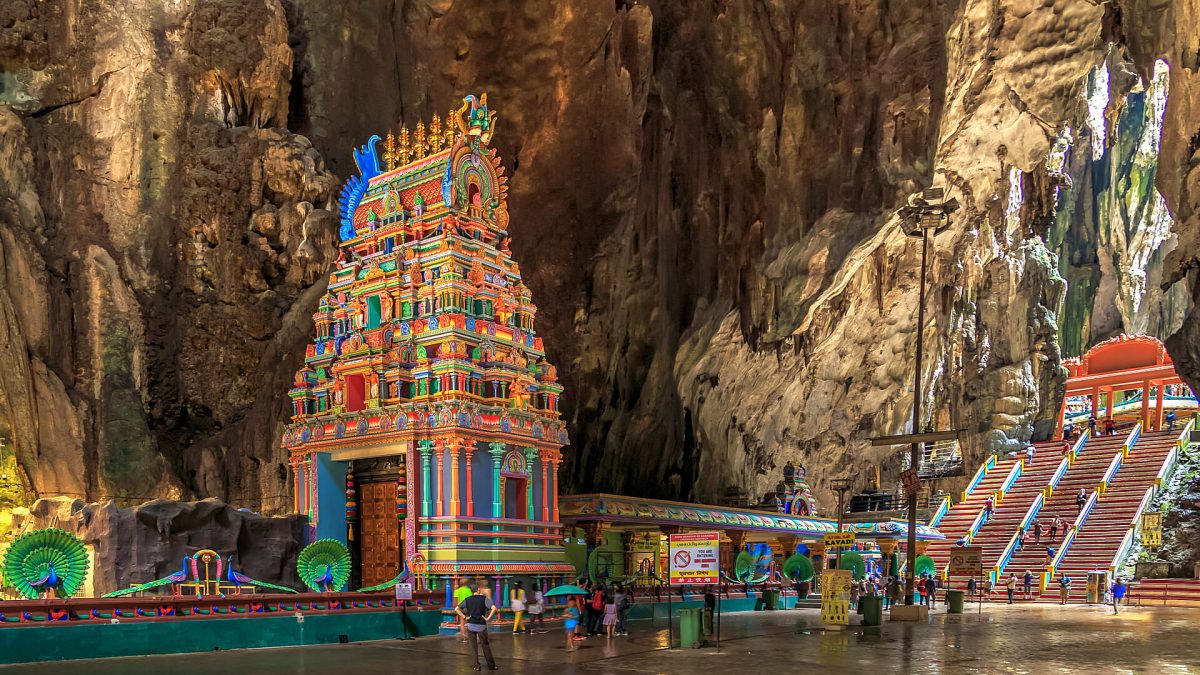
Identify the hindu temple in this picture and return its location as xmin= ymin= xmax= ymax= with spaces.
xmin=282 ymin=95 xmax=573 ymax=591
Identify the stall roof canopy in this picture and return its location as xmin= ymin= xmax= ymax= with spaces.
xmin=560 ymin=494 xmax=944 ymax=540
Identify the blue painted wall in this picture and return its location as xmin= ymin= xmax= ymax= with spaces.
xmin=314 ymin=452 xmax=348 ymax=542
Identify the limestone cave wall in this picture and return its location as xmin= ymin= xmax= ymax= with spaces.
xmin=1 ymin=0 xmax=1198 ymax=516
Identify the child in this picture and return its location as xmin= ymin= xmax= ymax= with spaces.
xmin=564 ymin=597 xmax=581 ymax=652
xmin=528 ymin=587 xmax=546 ymax=633
xmin=603 ymin=595 xmax=618 ymax=638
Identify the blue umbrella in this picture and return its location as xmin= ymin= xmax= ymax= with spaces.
xmin=545 ymin=584 xmax=589 ymax=597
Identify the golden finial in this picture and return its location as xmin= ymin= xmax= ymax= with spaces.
xmin=398 ymin=125 xmax=411 ymax=164
xmin=384 ymin=132 xmax=397 ymax=170
xmin=429 ymin=115 xmax=443 ymax=152
xmin=414 ymin=122 xmax=427 ymax=159
xmin=446 ymin=109 xmax=458 ymax=145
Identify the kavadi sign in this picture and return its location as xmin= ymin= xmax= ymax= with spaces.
xmin=668 ymin=532 xmax=720 ymax=585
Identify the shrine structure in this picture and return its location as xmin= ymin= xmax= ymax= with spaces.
xmin=282 ymin=94 xmax=574 ymax=593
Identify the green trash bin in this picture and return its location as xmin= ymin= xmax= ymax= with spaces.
xmin=678 ymin=607 xmax=703 ymax=648
xmin=859 ymin=595 xmax=882 ymax=626
xmin=945 ymin=589 xmax=965 ymax=614
xmin=763 ymin=588 xmax=780 ymax=610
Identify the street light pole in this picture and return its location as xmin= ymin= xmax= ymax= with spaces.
xmin=895 ymin=187 xmax=957 ymax=607
xmin=831 ymin=478 xmax=854 ymax=574
xmin=904 ymin=228 xmax=929 ymax=606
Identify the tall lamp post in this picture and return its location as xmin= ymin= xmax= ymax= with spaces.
xmin=830 ymin=478 xmax=854 ymax=573
xmin=894 ymin=187 xmax=957 ymax=606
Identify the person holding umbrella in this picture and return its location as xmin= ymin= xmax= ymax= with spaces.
xmin=544 ymin=584 xmax=590 ymax=652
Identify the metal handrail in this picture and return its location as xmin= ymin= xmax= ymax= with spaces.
xmin=993 ymin=492 xmax=1045 ymax=580
xmin=929 ymin=495 xmax=952 ymax=527
xmin=998 ymin=459 xmax=1024 ymax=497
xmin=1099 ymin=452 xmax=1123 ymax=494
xmin=1121 ymin=422 xmax=1142 ymax=460
xmin=1108 ymin=527 xmax=1135 ymax=575
xmin=962 ymin=455 xmax=996 ymax=500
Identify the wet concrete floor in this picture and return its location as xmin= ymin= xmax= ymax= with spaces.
xmin=9 ymin=603 xmax=1200 ymax=674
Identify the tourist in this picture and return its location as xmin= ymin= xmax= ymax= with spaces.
xmin=984 ymin=576 xmax=994 ymax=601
xmin=1058 ymin=575 xmax=1072 ymax=605
xmin=926 ymin=574 xmax=938 ymax=610
xmin=1045 ymin=547 xmax=1056 ymax=567
xmin=1076 ymin=488 xmax=1087 ymax=515
xmin=967 ymin=576 xmax=977 ymax=599
xmin=1016 ymin=529 xmax=1026 ymax=551
xmin=888 ymin=576 xmax=902 ymax=609
xmin=1166 ymin=410 xmax=1177 ymax=431
xmin=1061 ymin=438 xmax=1072 ymax=458
xmin=1026 ymin=443 xmax=1036 ymax=464
xmin=455 ymin=584 xmax=499 ymax=671
xmin=983 ymin=495 xmax=995 ymax=524
xmin=1005 ymin=574 xmax=1016 ymax=605
xmin=528 ymin=586 xmax=546 ymax=634
xmin=1048 ymin=519 xmax=1058 ymax=542
xmin=510 ymin=580 xmax=527 ymax=634
xmin=851 ymin=578 xmax=862 ymax=609
xmin=1022 ymin=570 xmax=1034 ymax=600
xmin=563 ymin=597 xmax=581 ymax=652
xmin=603 ymin=593 xmax=618 ymax=638
xmin=1033 ymin=520 xmax=1043 ymax=544
xmin=1111 ymin=577 xmax=1126 ymax=614
xmin=1105 ymin=418 xmax=1115 ymax=436
xmin=1088 ymin=415 xmax=1097 ymax=436
xmin=914 ymin=576 xmax=924 ymax=606
xmin=614 ymin=583 xmax=630 ymax=636
xmin=454 ymin=578 xmax=474 ymax=643
xmin=1055 ymin=516 xmax=1066 ymax=540
xmin=1064 ymin=422 xmax=1075 ymax=439
xmin=587 ymin=584 xmax=606 ymax=636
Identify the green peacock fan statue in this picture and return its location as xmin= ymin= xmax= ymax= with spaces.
xmin=3 ymin=528 xmax=90 ymax=599
xmin=297 ymin=539 xmax=351 ymax=592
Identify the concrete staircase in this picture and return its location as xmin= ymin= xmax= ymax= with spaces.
xmin=940 ymin=443 xmax=1060 ymax=589
xmin=1045 ymin=430 xmax=1179 ymax=602
xmin=924 ymin=457 xmax=1018 ymax=570
xmin=999 ymin=433 xmax=1130 ymax=597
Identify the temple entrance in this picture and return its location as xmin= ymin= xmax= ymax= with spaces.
xmin=345 ymin=373 xmax=365 ymax=412
xmin=503 ymin=477 xmax=527 ymax=519
xmin=359 ymin=481 xmax=401 ymax=586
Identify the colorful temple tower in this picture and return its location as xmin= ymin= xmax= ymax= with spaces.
xmin=283 ymin=94 xmax=573 ymax=591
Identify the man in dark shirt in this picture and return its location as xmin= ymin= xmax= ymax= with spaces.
xmin=455 ymin=586 xmax=499 ymax=671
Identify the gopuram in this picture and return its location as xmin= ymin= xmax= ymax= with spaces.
xmin=282 ymin=94 xmax=574 ymax=594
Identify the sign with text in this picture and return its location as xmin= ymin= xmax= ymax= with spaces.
xmin=1141 ymin=513 xmax=1162 ymax=547
xmin=823 ymin=532 xmax=855 ymax=548
xmin=901 ymin=469 xmax=921 ymax=496
xmin=948 ymin=546 xmax=983 ymax=576
xmin=820 ymin=569 xmax=852 ymax=625
xmin=394 ymin=582 xmax=413 ymax=601
xmin=668 ymin=531 xmax=720 ymax=585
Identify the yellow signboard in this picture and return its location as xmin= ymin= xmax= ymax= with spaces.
xmin=823 ymin=532 xmax=855 ymax=548
xmin=1141 ymin=513 xmax=1162 ymax=548
xmin=821 ymin=569 xmax=852 ymax=625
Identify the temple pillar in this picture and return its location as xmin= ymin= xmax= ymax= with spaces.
xmin=549 ymin=450 xmax=561 ymax=522
xmin=434 ymin=440 xmax=445 ymax=517
xmin=488 ymin=442 xmax=505 ymax=518
xmin=1155 ymin=383 xmax=1166 ymax=430
xmin=621 ymin=531 xmax=637 ymax=579
xmin=778 ymin=535 xmax=800 ymax=558
xmin=465 ymin=444 xmax=475 ymax=517
xmin=1104 ymin=388 xmax=1114 ymax=422
xmin=1142 ymin=381 xmax=1151 ymax=429
xmin=540 ymin=451 xmax=550 ymax=522
xmin=1056 ymin=396 xmax=1067 ymax=440
xmin=418 ymin=440 xmax=433 ymax=518
xmin=523 ymin=447 xmax=537 ymax=520
xmin=809 ymin=542 xmax=826 ymax=591
xmin=1091 ymin=388 xmax=1100 ymax=422
xmin=449 ymin=440 xmax=461 ymax=517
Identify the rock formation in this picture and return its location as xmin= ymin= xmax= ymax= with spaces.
xmin=12 ymin=497 xmax=305 ymax=595
xmin=0 ymin=0 xmax=1197 ymax=516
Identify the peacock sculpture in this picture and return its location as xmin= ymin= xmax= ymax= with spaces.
xmin=296 ymin=539 xmax=351 ymax=593
xmin=102 ymin=557 xmax=191 ymax=598
xmin=782 ymin=553 xmax=815 ymax=583
xmin=225 ymin=555 xmax=298 ymax=595
xmin=3 ymin=528 xmax=90 ymax=600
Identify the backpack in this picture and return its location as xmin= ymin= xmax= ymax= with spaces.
xmin=592 ymin=591 xmax=604 ymax=610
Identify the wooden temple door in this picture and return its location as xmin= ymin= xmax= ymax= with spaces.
xmin=360 ymin=481 xmax=401 ymax=586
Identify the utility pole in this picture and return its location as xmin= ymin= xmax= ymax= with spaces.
xmin=830 ymin=478 xmax=854 ymax=573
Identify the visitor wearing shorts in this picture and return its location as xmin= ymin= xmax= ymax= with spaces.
xmin=527 ymin=587 xmax=546 ymax=633
xmin=564 ymin=597 xmax=581 ymax=652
